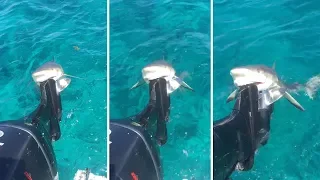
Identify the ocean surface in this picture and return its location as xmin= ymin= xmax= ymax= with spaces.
xmin=0 ymin=1 xmax=107 ymax=180
xmin=214 ymin=0 xmax=320 ymax=179
xmin=109 ymin=0 xmax=210 ymax=179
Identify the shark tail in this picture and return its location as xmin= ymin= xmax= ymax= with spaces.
xmin=284 ymin=82 xmax=304 ymax=95
xmin=285 ymin=75 xmax=320 ymax=100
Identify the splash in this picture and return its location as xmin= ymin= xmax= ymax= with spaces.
xmin=305 ymin=75 xmax=320 ymax=100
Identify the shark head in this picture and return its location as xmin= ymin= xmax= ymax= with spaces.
xmin=230 ymin=65 xmax=278 ymax=91
xmin=32 ymin=62 xmax=64 ymax=82
xmin=130 ymin=60 xmax=194 ymax=94
xmin=32 ymin=61 xmax=71 ymax=93
xmin=227 ymin=64 xmax=305 ymax=111
xmin=141 ymin=60 xmax=176 ymax=82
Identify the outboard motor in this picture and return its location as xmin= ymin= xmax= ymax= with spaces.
xmin=109 ymin=78 xmax=170 ymax=180
xmin=109 ymin=121 xmax=162 ymax=180
xmin=0 ymin=78 xmax=62 ymax=180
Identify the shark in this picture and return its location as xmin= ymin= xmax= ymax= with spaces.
xmin=130 ymin=60 xmax=194 ymax=94
xmin=226 ymin=63 xmax=305 ymax=111
xmin=32 ymin=61 xmax=80 ymax=93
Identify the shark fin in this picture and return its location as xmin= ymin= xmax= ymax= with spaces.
xmin=226 ymin=89 xmax=238 ymax=103
xmin=173 ymin=75 xmax=194 ymax=92
xmin=63 ymin=74 xmax=84 ymax=80
xmin=283 ymin=91 xmax=305 ymax=111
xmin=130 ymin=79 xmax=145 ymax=90
xmin=272 ymin=61 xmax=276 ymax=70
xmin=51 ymin=55 xmax=56 ymax=63
xmin=56 ymin=77 xmax=71 ymax=93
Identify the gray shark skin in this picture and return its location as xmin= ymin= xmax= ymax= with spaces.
xmin=226 ymin=63 xmax=305 ymax=111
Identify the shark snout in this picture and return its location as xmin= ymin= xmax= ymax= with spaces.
xmin=142 ymin=65 xmax=175 ymax=81
xmin=230 ymin=68 xmax=249 ymax=77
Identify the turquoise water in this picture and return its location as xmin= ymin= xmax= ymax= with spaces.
xmin=0 ymin=1 xmax=106 ymax=180
xmin=110 ymin=0 xmax=210 ymax=179
xmin=214 ymin=0 xmax=320 ymax=179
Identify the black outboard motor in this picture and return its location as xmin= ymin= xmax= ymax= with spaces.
xmin=214 ymin=84 xmax=274 ymax=180
xmin=109 ymin=78 xmax=169 ymax=180
xmin=109 ymin=121 xmax=162 ymax=180
xmin=0 ymin=78 xmax=62 ymax=180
